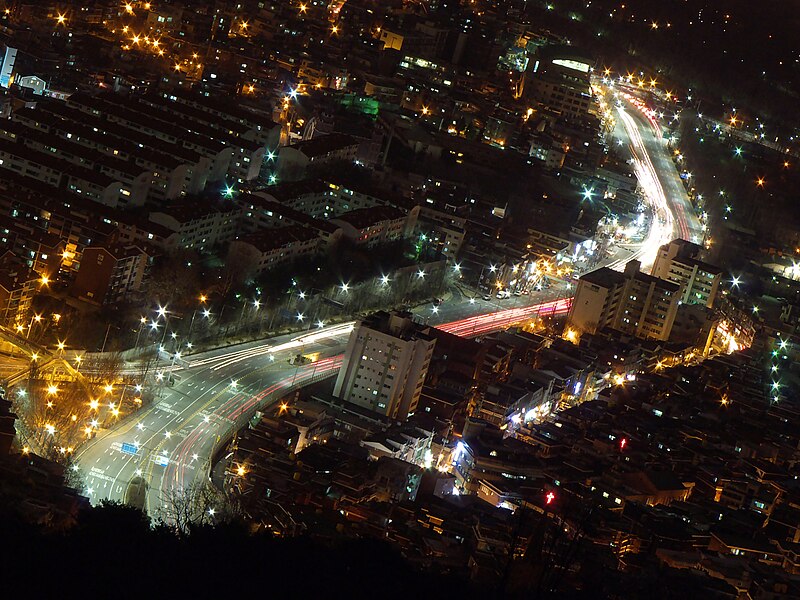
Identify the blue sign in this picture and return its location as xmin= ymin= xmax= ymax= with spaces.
xmin=154 ymin=454 xmax=169 ymax=467
xmin=121 ymin=442 xmax=138 ymax=455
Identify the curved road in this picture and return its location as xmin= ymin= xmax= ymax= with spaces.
xmin=76 ymin=292 xmax=572 ymax=517
xmin=76 ymin=94 xmax=698 ymax=518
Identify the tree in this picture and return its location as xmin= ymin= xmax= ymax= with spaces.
xmin=145 ymin=249 xmax=203 ymax=307
xmin=219 ymin=244 xmax=259 ymax=298
xmin=158 ymin=481 xmax=241 ymax=536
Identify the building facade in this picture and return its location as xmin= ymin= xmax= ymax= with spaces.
xmin=334 ymin=311 xmax=436 ymax=421
xmin=651 ymin=239 xmax=721 ymax=308
xmin=567 ymin=260 xmax=681 ymax=341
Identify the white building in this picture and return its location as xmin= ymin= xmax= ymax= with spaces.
xmin=333 ymin=311 xmax=436 ymax=421
xmin=651 ymin=239 xmax=721 ymax=308
xmin=567 ymin=260 xmax=681 ymax=341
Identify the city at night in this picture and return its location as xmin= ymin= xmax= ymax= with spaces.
xmin=0 ymin=1 xmax=799 ymax=597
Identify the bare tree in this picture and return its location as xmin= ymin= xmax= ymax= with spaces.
xmin=158 ymin=481 xmax=241 ymax=536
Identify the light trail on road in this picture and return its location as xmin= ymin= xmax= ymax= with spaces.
xmin=186 ymin=322 xmax=356 ymax=371
xmin=77 ymin=96 xmax=703 ymax=515
xmin=438 ymin=298 xmax=572 ymax=337
xmin=164 ymin=355 xmax=344 ymax=499
xmin=615 ymin=106 xmax=677 ymax=270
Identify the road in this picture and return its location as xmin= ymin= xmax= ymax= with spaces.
xmin=75 ymin=289 xmax=573 ymax=517
xmin=75 ymin=94 xmax=698 ymax=518
xmin=608 ymin=97 xmax=703 ymax=271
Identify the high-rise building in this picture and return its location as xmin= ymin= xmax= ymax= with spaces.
xmin=333 ymin=311 xmax=436 ymax=421
xmin=651 ymin=239 xmax=721 ymax=308
xmin=567 ymin=260 xmax=681 ymax=341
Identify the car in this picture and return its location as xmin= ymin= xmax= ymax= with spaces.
xmin=432 ymin=297 xmax=443 ymax=306
xmin=513 ymin=290 xmax=523 ymax=296
xmin=482 ymin=294 xmax=491 ymax=301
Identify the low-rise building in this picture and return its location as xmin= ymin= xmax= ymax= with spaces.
xmin=0 ymin=252 xmax=38 ymax=325
xmin=227 ymin=226 xmax=322 ymax=275
xmin=330 ymin=206 xmax=410 ymax=247
xmin=71 ymin=244 xmax=152 ymax=305
xmin=278 ymin=133 xmax=360 ymax=181
xmin=149 ymin=202 xmax=239 ymax=252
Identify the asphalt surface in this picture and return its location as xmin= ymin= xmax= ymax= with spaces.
xmin=75 ymin=100 xmax=696 ymax=517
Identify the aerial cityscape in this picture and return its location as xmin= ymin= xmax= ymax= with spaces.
xmin=0 ymin=0 xmax=798 ymax=597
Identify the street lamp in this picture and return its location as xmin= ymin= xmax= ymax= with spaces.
xmin=135 ymin=316 xmax=147 ymax=348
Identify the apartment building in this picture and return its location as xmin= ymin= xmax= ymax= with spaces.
xmin=227 ymin=226 xmax=322 ymax=275
xmin=334 ymin=311 xmax=436 ymax=421
xmin=71 ymin=244 xmax=152 ymax=305
xmin=567 ymin=260 xmax=681 ymax=341
xmin=651 ymin=239 xmax=722 ymax=308
xmin=149 ymin=202 xmax=240 ymax=252
xmin=0 ymin=252 xmax=38 ymax=325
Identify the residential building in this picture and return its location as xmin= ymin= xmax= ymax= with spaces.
xmin=71 ymin=244 xmax=152 ymax=305
xmin=526 ymin=46 xmax=594 ymax=122
xmin=651 ymin=239 xmax=722 ymax=308
xmin=334 ymin=311 xmax=436 ymax=421
xmin=330 ymin=206 xmax=410 ymax=247
xmin=227 ymin=226 xmax=322 ymax=275
xmin=0 ymin=252 xmax=38 ymax=325
xmin=149 ymin=202 xmax=239 ymax=252
xmin=278 ymin=133 xmax=360 ymax=181
xmin=567 ymin=260 xmax=681 ymax=341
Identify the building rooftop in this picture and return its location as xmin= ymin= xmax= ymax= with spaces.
xmin=332 ymin=206 xmax=406 ymax=230
xmin=237 ymin=225 xmax=319 ymax=253
xmin=289 ymin=133 xmax=359 ymax=159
